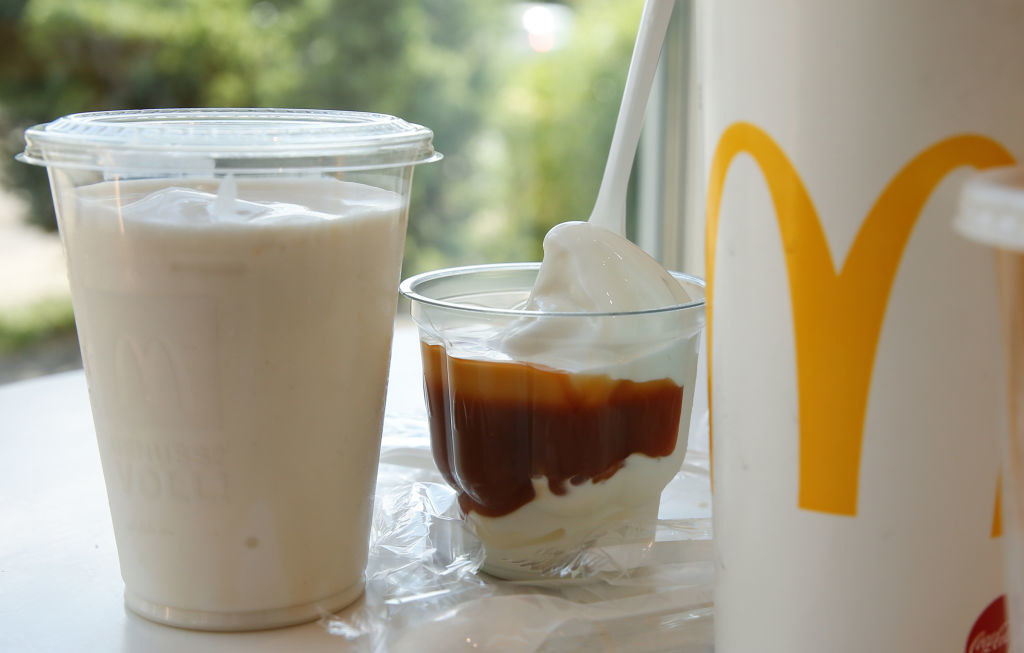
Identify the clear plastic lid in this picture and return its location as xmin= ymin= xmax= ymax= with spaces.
xmin=18 ymin=108 xmax=441 ymax=174
xmin=956 ymin=166 xmax=1024 ymax=251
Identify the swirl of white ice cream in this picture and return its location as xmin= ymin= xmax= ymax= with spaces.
xmin=499 ymin=221 xmax=694 ymax=384
xmin=524 ymin=220 xmax=692 ymax=312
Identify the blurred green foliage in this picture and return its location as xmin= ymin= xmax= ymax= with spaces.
xmin=0 ymin=295 xmax=74 ymax=353
xmin=0 ymin=0 xmax=642 ymax=277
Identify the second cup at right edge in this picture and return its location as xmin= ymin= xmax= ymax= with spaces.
xmin=958 ymin=167 xmax=1024 ymax=653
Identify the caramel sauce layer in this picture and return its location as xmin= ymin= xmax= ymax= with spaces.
xmin=421 ymin=343 xmax=683 ymax=517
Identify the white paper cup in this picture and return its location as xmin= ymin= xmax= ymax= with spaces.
xmin=702 ymin=2 xmax=1024 ymax=650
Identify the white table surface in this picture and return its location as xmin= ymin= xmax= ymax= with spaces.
xmin=0 ymin=323 xmax=427 ymax=653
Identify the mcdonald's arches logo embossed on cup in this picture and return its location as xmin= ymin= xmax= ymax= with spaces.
xmin=701 ymin=1 xmax=1024 ymax=651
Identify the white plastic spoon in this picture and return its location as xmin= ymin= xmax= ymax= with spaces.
xmin=589 ymin=0 xmax=676 ymax=235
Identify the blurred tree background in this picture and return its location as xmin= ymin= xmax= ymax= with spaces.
xmin=0 ymin=0 xmax=642 ymax=279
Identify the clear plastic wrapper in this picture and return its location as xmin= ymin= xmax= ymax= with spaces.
xmin=322 ymin=406 xmax=714 ymax=652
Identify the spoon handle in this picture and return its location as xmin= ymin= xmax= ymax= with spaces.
xmin=590 ymin=0 xmax=676 ymax=235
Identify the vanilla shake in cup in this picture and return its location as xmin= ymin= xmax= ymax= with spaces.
xmin=959 ymin=167 xmax=1024 ymax=653
xmin=18 ymin=108 xmax=440 ymax=630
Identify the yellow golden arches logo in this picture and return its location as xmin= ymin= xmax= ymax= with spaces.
xmin=705 ymin=122 xmax=1014 ymax=518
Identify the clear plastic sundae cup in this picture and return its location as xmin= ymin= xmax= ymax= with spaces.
xmin=400 ymin=262 xmax=706 ymax=580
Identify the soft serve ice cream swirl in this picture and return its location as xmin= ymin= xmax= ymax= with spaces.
xmin=500 ymin=220 xmax=695 ymax=384
xmin=522 ymin=220 xmax=692 ymax=313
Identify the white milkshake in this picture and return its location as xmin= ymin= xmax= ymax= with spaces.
xmin=64 ymin=175 xmax=404 ymax=624
xmin=20 ymin=107 xmax=440 ymax=630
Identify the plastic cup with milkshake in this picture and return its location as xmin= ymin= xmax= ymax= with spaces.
xmin=18 ymin=108 xmax=440 ymax=630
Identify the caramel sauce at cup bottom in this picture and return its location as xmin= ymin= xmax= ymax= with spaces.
xmin=420 ymin=343 xmax=684 ymax=518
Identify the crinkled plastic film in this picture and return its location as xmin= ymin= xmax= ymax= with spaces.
xmin=323 ymin=396 xmax=715 ymax=652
